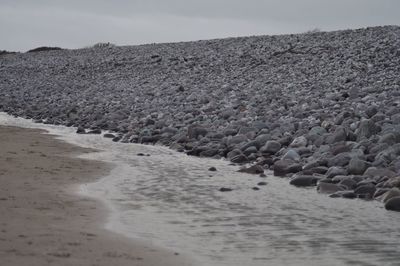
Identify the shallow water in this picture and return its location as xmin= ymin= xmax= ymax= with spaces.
xmin=1 ymin=113 xmax=400 ymax=266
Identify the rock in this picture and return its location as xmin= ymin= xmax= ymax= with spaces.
xmin=347 ymin=158 xmax=369 ymax=175
xmin=252 ymin=187 xmax=260 ymax=191
xmin=317 ymin=182 xmax=346 ymax=194
xmin=103 ymin=133 xmax=115 ymax=138
xmin=356 ymin=119 xmax=380 ymax=141
xmin=384 ymin=196 xmax=400 ymax=211
xmin=289 ymin=136 xmax=307 ymax=148
xmin=354 ymin=185 xmax=376 ymax=198
xmin=112 ymin=136 xmax=121 ymax=142
xmin=199 ymin=148 xmax=219 ymax=157
xmin=326 ymin=126 xmax=347 ymax=144
xmin=230 ymin=154 xmax=249 ymax=164
xmin=243 ymin=146 xmax=258 ymax=156
xmin=273 ymin=159 xmax=302 ymax=176
xmin=238 ymin=165 xmax=264 ymax=174
xmin=364 ymin=167 xmax=397 ymax=179
xmin=281 ymin=149 xmax=301 ymax=162
xmin=302 ymin=166 xmax=328 ymax=175
xmin=381 ymin=188 xmax=400 ymax=203
xmin=329 ymin=191 xmax=357 ymax=199
xmin=227 ymin=149 xmax=242 ymax=160
xmin=253 ymin=134 xmax=271 ymax=148
xmin=260 ymin=141 xmax=281 ymax=154
xmin=383 ymin=176 xmax=400 ymax=188
xmin=257 ymin=181 xmax=267 ymax=186
xmin=338 ymin=178 xmax=357 ymax=190
xmin=330 ymin=143 xmax=352 ymax=156
xmin=187 ymin=126 xmax=208 ymax=140
xmin=326 ymin=166 xmax=348 ymax=178
xmin=219 ymin=187 xmax=233 ymax=192
xmin=208 ymin=167 xmax=217 ymax=171
xmin=373 ymin=188 xmax=391 ymax=199
xmin=227 ymin=134 xmax=248 ymax=147
xmin=365 ymin=106 xmax=378 ymax=118
xmin=327 ymin=153 xmax=352 ymax=167
xmin=289 ymin=175 xmax=319 ymax=187
xmin=379 ymin=133 xmax=398 ymax=145
xmin=76 ymin=127 xmax=86 ymax=134
xmin=87 ymin=129 xmax=101 ymax=134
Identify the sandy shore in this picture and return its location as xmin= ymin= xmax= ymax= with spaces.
xmin=0 ymin=126 xmax=193 ymax=266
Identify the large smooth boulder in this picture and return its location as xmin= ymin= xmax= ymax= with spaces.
xmin=187 ymin=126 xmax=208 ymax=140
xmin=289 ymin=175 xmax=319 ymax=187
xmin=348 ymin=158 xmax=369 ymax=175
xmin=356 ymin=119 xmax=380 ymax=141
xmin=281 ymin=149 xmax=301 ymax=162
xmin=326 ymin=166 xmax=348 ymax=179
xmin=380 ymin=188 xmax=400 ymax=203
xmin=289 ymin=136 xmax=307 ymax=148
xmin=260 ymin=140 xmax=281 ymax=154
xmin=384 ymin=196 xmax=400 ymax=211
xmin=273 ymin=159 xmax=302 ymax=176
xmin=327 ymin=152 xmax=352 ymax=167
xmin=354 ymin=185 xmax=376 ymax=198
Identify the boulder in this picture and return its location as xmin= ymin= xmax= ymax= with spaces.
xmin=356 ymin=119 xmax=380 ymax=141
xmin=273 ymin=159 xmax=302 ymax=176
xmin=347 ymin=158 xmax=369 ymax=175
xmin=381 ymin=188 xmax=400 ymax=203
xmin=187 ymin=126 xmax=208 ymax=140
xmin=326 ymin=166 xmax=348 ymax=179
xmin=76 ymin=127 xmax=86 ymax=134
xmin=281 ymin=149 xmax=301 ymax=162
xmin=384 ymin=196 xmax=400 ymax=211
xmin=238 ymin=165 xmax=264 ymax=174
xmin=260 ymin=140 xmax=281 ymax=154
xmin=338 ymin=178 xmax=357 ymax=190
xmin=289 ymin=175 xmax=319 ymax=187
xmin=354 ymin=185 xmax=376 ymax=198
xmin=289 ymin=136 xmax=307 ymax=148
xmin=327 ymin=153 xmax=352 ymax=167
xmin=231 ymin=154 xmax=249 ymax=164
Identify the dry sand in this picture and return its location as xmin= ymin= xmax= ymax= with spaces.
xmin=0 ymin=126 xmax=193 ymax=266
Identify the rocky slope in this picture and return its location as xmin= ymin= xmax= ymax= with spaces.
xmin=1 ymin=26 xmax=400 ymax=209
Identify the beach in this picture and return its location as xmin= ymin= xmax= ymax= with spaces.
xmin=0 ymin=125 xmax=192 ymax=266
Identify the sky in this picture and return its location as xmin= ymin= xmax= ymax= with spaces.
xmin=1 ymin=0 xmax=399 ymax=52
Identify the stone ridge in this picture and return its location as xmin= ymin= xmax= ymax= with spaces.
xmin=1 ymin=25 xmax=400 ymax=207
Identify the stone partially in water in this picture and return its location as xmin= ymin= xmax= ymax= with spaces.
xmin=289 ymin=175 xmax=319 ymax=187
xmin=273 ymin=159 xmax=302 ymax=177
xmin=238 ymin=165 xmax=264 ymax=174
xmin=219 ymin=187 xmax=233 ymax=192
xmin=384 ymin=196 xmax=400 ymax=211
xmin=76 ymin=127 xmax=86 ymax=134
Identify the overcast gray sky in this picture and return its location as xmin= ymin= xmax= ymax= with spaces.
xmin=1 ymin=0 xmax=399 ymax=51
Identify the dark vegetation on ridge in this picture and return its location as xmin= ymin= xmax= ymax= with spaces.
xmin=26 ymin=46 xmax=63 ymax=53
xmin=0 ymin=50 xmax=17 ymax=56
xmin=1 ymin=26 xmax=400 ymax=210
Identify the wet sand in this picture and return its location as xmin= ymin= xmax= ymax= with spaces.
xmin=0 ymin=126 xmax=192 ymax=266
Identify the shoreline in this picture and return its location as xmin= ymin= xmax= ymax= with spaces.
xmin=0 ymin=125 xmax=193 ymax=266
